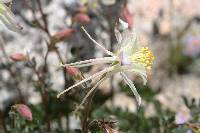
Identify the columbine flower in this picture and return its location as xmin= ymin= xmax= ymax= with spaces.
xmin=57 ymin=19 xmax=154 ymax=108
xmin=0 ymin=0 xmax=23 ymax=32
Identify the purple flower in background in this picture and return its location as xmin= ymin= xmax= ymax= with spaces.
xmin=183 ymin=35 xmax=200 ymax=58
xmin=175 ymin=109 xmax=191 ymax=125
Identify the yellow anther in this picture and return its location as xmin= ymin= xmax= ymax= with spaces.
xmin=130 ymin=47 xmax=154 ymax=69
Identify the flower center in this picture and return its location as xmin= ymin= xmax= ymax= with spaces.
xmin=129 ymin=47 xmax=154 ymax=69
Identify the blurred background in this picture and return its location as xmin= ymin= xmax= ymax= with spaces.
xmin=0 ymin=0 xmax=199 ymax=132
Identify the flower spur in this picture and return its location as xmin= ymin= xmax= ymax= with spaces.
xmin=0 ymin=0 xmax=22 ymax=32
xmin=57 ymin=20 xmax=154 ymax=108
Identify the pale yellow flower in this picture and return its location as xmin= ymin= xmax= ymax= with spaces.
xmin=57 ymin=19 xmax=154 ymax=108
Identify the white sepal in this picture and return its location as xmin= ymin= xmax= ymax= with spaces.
xmin=120 ymin=72 xmax=142 ymax=106
xmin=119 ymin=18 xmax=128 ymax=30
xmin=0 ymin=3 xmax=23 ymax=32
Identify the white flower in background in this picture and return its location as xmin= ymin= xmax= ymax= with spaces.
xmin=57 ymin=19 xmax=154 ymax=108
xmin=0 ymin=0 xmax=22 ymax=32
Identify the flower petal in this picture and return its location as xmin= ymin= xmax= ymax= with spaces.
xmin=0 ymin=3 xmax=22 ymax=32
xmin=119 ymin=18 xmax=129 ymax=30
xmin=118 ymin=30 xmax=140 ymax=55
xmin=115 ymin=18 xmax=129 ymax=44
xmin=114 ymin=28 xmax=122 ymax=44
xmin=122 ymin=64 xmax=147 ymax=85
xmin=120 ymin=72 xmax=141 ymax=106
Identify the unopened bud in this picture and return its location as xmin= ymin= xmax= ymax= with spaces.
xmin=12 ymin=104 xmax=32 ymax=121
xmin=51 ymin=28 xmax=76 ymax=44
xmin=9 ymin=53 xmax=27 ymax=61
xmin=74 ymin=13 xmax=91 ymax=25
xmin=65 ymin=66 xmax=83 ymax=80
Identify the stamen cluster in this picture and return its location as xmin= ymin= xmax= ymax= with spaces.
xmin=130 ymin=47 xmax=154 ymax=69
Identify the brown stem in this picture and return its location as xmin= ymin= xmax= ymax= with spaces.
xmin=31 ymin=1 xmax=71 ymax=131
xmin=32 ymin=48 xmax=52 ymax=132
xmin=0 ymin=37 xmax=25 ymax=103
xmin=36 ymin=0 xmax=50 ymax=36
xmin=54 ymin=47 xmax=71 ymax=133
xmin=82 ymin=88 xmax=97 ymax=133
xmin=30 ymin=0 xmax=52 ymax=131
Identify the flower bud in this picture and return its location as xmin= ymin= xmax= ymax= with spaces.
xmin=65 ymin=66 xmax=83 ymax=80
xmin=51 ymin=28 xmax=76 ymax=44
xmin=73 ymin=13 xmax=91 ymax=25
xmin=9 ymin=53 xmax=27 ymax=61
xmin=12 ymin=104 xmax=32 ymax=121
